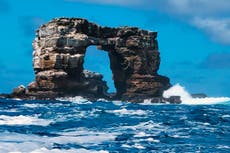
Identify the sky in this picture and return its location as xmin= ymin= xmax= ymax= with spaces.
xmin=0 ymin=0 xmax=229 ymax=96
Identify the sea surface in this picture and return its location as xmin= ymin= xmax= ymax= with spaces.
xmin=0 ymin=96 xmax=230 ymax=153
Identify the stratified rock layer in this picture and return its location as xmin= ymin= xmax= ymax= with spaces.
xmin=27 ymin=18 xmax=170 ymax=101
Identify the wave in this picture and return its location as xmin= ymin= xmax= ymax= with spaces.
xmin=56 ymin=96 xmax=92 ymax=104
xmin=30 ymin=148 xmax=109 ymax=153
xmin=56 ymin=96 xmax=125 ymax=106
xmin=0 ymin=115 xmax=52 ymax=126
xmin=0 ymin=144 xmax=108 ymax=153
xmin=163 ymin=84 xmax=230 ymax=105
xmin=0 ymin=129 xmax=115 ymax=153
xmin=55 ymin=84 xmax=230 ymax=105
xmin=108 ymin=108 xmax=147 ymax=116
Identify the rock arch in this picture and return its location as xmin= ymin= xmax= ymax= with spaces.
xmin=27 ymin=18 xmax=170 ymax=100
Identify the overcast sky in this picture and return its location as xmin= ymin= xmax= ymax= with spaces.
xmin=0 ymin=0 xmax=229 ymax=96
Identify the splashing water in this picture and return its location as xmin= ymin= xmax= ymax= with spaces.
xmin=163 ymin=84 xmax=230 ymax=105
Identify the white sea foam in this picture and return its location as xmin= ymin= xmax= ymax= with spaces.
xmin=0 ymin=144 xmax=108 ymax=153
xmin=108 ymin=108 xmax=147 ymax=116
xmin=121 ymin=120 xmax=165 ymax=134
xmin=121 ymin=143 xmax=145 ymax=149
xmin=171 ymin=134 xmax=190 ymax=138
xmin=222 ymin=114 xmax=230 ymax=118
xmin=146 ymin=137 xmax=160 ymax=143
xmin=134 ymin=132 xmax=150 ymax=138
xmin=30 ymin=148 xmax=109 ymax=153
xmin=142 ymin=99 xmax=152 ymax=105
xmin=0 ymin=115 xmax=52 ymax=126
xmin=53 ymin=128 xmax=119 ymax=146
xmin=163 ymin=83 xmax=230 ymax=105
xmin=141 ymin=99 xmax=168 ymax=105
xmin=23 ymin=103 xmax=45 ymax=108
xmin=97 ymin=98 xmax=109 ymax=102
xmin=0 ymin=129 xmax=115 ymax=153
xmin=52 ymin=131 xmax=117 ymax=145
xmin=217 ymin=145 xmax=230 ymax=149
xmin=56 ymin=96 xmax=92 ymax=104
xmin=97 ymin=98 xmax=124 ymax=106
xmin=133 ymin=143 xmax=145 ymax=149
xmin=12 ymin=98 xmax=22 ymax=101
xmin=112 ymin=100 xmax=124 ymax=106
xmin=0 ymin=108 xmax=18 ymax=113
xmin=121 ymin=144 xmax=132 ymax=148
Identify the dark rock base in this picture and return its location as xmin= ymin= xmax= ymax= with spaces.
xmin=0 ymin=91 xmax=181 ymax=104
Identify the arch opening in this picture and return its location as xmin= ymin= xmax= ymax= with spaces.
xmin=83 ymin=46 xmax=116 ymax=94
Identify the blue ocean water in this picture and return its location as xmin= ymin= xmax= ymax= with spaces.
xmin=0 ymin=97 xmax=230 ymax=153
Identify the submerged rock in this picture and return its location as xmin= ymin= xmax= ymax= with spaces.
xmin=6 ymin=17 xmax=179 ymax=103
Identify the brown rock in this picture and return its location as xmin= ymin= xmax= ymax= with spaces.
xmin=23 ymin=17 xmax=171 ymax=102
xmin=12 ymin=85 xmax=26 ymax=96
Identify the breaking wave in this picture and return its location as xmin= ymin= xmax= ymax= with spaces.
xmin=163 ymin=84 xmax=230 ymax=105
xmin=0 ymin=115 xmax=52 ymax=126
xmin=56 ymin=96 xmax=92 ymax=104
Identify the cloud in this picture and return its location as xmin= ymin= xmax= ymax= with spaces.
xmin=200 ymin=52 xmax=230 ymax=69
xmin=149 ymin=1 xmax=230 ymax=45
xmin=155 ymin=0 xmax=230 ymax=17
xmin=65 ymin=0 xmax=230 ymax=45
xmin=18 ymin=16 xmax=45 ymax=37
xmin=64 ymin=0 xmax=230 ymax=18
xmin=65 ymin=0 xmax=230 ymax=16
xmin=0 ymin=0 xmax=10 ymax=14
xmin=192 ymin=18 xmax=230 ymax=45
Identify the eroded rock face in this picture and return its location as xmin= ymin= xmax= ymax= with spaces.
xmin=26 ymin=18 xmax=171 ymax=101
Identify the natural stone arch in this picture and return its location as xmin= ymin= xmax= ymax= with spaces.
xmin=28 ymin=18 xmax=170 ymax=100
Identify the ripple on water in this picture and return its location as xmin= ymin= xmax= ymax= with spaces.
xmin=0 ymin=98 xmax=229 ymax=152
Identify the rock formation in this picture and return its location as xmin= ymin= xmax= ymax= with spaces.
xmin=7 ymin=18 xmax=177 ymax=103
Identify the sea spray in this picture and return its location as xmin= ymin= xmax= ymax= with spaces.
xmin=163 ymin=84 xmax=230 ymax=105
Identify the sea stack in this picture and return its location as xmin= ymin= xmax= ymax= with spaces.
xmin=10 ymin=18 xmax=178 ymax=103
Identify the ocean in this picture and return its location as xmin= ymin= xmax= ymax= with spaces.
xmin=0 ymin=85 xmax=230 ymax=153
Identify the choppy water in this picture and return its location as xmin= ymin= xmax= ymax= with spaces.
xmin=0 ymin=96 xmax=230 ymax=153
